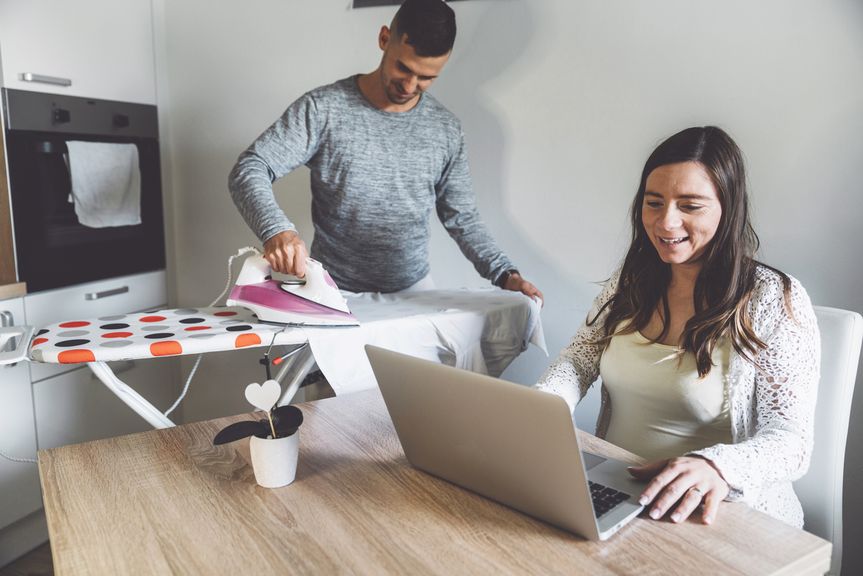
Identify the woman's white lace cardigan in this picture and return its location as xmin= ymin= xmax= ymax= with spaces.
xmin=536 ymin=266 xmax=820 ymax=527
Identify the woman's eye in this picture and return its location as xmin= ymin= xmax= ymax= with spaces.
xmin=645 ymin=201 xmax=662 ymax=208
xmin=681 ymin=204 xmax=704 ymax=212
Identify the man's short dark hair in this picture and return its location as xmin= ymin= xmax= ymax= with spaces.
xmin=392 ymin=0 xmax=456 ymax=57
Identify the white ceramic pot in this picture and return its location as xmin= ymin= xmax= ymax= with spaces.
xmin=249 ymin=431 xmax=299 ymax=488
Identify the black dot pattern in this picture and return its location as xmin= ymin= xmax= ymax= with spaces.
xmin=144 ymin=333 xmax=175 ymax=340
xmin=55 ymin=339 xmax=91 ymax=347
xmin=100 ymin=323 xmax=130 ymax=330
xmin=179 ymin=318 xmax=205 ymax=324
xmin=226 ymin=325 xmax=253 ymax=332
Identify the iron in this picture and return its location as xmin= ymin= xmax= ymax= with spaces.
xmin=226 ymin=253 xmax=359 ymax=327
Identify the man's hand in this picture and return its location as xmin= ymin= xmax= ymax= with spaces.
xmin=628 ymin=456 xmax=730 ymax=525
xmin=503 ymin=272 xmax=544 ymax=306
xmin=263 ymin=230 xmax=309 ymax=277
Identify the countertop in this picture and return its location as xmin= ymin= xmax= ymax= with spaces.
xmin=0 ymin=282 xmax=26 ymax=301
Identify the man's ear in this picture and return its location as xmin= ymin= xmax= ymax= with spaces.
xmin=378 ymin=25 xmax=390 ymax=50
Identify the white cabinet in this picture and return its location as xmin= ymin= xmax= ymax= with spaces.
xmin=33 ymin=356 xmax=176 ymax=450
xmin=0 ymin=297 xmax=41 ymax=531
xmin=0 ymin=270 xmax=175 ymax=564
xmin=0 ymin=0 xmax=157 ymax=104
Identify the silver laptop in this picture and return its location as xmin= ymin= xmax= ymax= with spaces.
xmin=365 ymin=345 xmax=645 ymax=540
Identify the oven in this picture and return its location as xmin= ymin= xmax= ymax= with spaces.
xmin=2 ymin=88 xmax=165 ymax=292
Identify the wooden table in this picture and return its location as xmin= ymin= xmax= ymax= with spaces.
xmin=38 ymin=390 xmax=831 ymax=575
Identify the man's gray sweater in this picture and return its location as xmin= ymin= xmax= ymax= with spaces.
xmin=229 ymin=75 xmax=514 ymax=293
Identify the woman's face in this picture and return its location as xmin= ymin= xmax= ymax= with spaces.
xmin=641 ymin=161 xmax=723 ymax=268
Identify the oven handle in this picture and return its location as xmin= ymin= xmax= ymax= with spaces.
xmin=19 ymin=73 xmax=72 ymax=87
xmin=85 ymin=286 xmax=130 ymax=301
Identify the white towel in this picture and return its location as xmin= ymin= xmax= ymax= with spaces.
xmin=66 ymin=141 xmax=141 ymax=228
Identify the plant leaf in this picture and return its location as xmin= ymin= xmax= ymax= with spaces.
xmin=272 ymin=405 xmax=304 ymax=437
xmin=213 ymin=420 xmax=268 ymax=445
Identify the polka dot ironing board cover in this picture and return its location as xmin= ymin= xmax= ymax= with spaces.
xmin=28 ymin=307 xmax=289 ymax=364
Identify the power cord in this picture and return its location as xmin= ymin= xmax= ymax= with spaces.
xmin=0 ymin=447 xmax=37 ymax=465
xmin=164 ymin=246 xmax=262 ymax=418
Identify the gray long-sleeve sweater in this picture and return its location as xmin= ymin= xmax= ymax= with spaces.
xmin=228 ymin=75 xmax=515 ymax=293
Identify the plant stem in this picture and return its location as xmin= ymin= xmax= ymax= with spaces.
xmin=267 ymin=411 xmax=277 ymax=439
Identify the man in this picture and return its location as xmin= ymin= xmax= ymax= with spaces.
xmin=229 ymin=0 xmax=542 ymax=301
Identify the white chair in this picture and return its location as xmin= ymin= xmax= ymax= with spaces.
xmin=794 ymin=306 xmax=863 ymax=576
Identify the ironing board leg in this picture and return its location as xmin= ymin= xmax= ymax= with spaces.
xmin=275 ymin=344 xmax=316 ymax=407
xmin=88 ymin=361 xmax=175 ymax=429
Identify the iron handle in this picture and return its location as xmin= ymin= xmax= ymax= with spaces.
xmin=19 ymin=73 xmax=72 ymax=87
xmin=85 ymin=286 xmax=130 ymax=301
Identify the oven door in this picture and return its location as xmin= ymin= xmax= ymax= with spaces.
xmin=5 ymin=130 xmax=166 ymax=292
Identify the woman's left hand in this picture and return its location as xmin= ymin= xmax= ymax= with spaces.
xmin=627 ymin=456 xmax=729 ymax=525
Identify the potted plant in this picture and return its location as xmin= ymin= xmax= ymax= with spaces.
xmin=213 ymin=379 xmax=303 ymax=488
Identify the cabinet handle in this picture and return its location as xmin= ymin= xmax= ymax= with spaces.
xmin=85 ymin=286 xmax=130 ymax=301
xmin=19 ymin=73 xmax=72 ymax=87
xmin=0 ymin=310 xmax=13 ymax=328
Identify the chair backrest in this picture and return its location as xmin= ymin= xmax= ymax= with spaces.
xmin=795 ymin=306 xmax=863 ymax=576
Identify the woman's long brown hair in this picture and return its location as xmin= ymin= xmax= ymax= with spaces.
xmin=593 ymin=126 xmax=789 ymax=377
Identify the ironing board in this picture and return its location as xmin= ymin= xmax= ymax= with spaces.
xmin=2 ymin=289 xmax=545 ymax=430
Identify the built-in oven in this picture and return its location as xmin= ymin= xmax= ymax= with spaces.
xmin=1 ymin=88 xmax=165 ymax=292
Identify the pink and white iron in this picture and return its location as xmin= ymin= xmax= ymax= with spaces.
xmin=226 ymin=253 xmax=359 ymax=327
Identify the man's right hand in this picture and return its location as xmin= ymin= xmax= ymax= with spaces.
xmin=263 ymin=230 xmax=309 ymax=277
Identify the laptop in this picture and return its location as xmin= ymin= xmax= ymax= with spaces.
xmin=365 ymin=345 xmax=646 ymax=540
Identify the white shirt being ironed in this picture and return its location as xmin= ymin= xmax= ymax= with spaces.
xmin=535 ymin=265 xmax=820 ymax=527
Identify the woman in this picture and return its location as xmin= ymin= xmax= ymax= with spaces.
xmin=537 ymin=126 xmax=819 ymax=527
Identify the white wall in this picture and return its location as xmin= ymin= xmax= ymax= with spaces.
xmin=155 ymin=0 xmax=863 ymax=572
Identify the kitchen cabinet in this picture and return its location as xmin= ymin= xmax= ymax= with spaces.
xmin=33 ymin=356 xmax=176 ymax=450
xmin=0 ymin=297 xmax=41 ymax=532
xmin=1 ymin=274 xmax=177 ymax=566
xmin=0 ymin=0 xmax=157 ymax=104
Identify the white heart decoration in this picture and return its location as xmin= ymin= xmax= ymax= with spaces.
xmin=244 ymin=379 xmax=282 ymax=412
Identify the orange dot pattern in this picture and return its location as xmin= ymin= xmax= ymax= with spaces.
xmin=26 ymin=307 xmax=285 ymax=364
xmin=150 ymin=341 xmax=183 ymax=356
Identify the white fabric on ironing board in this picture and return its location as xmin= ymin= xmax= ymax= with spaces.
xmin=306 ymin=289 xmax=546 ymax=395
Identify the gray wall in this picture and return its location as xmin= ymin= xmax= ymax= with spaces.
xmin=154 ymin=1 xmax=863 ymax=572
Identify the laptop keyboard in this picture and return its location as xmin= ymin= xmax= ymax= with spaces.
xmin=588 ymin=480 xmax=631 ymax=518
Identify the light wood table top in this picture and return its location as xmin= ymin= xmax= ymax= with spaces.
xmin=38 ymin=389 xmax=831 ymax=575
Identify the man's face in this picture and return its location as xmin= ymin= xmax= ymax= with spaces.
xmin=378 ymin=27 xmax=450 ymax=107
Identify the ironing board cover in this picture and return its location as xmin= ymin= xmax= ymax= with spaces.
xmin=28 ymin=307 xmax=291 ymax=364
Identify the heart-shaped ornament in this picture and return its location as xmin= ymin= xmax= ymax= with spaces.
xmin=244 ymin=379 xmax=282 ymax=412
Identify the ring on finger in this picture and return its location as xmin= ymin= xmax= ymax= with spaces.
xmin=688 ymin=486 xmax=704 ymax=497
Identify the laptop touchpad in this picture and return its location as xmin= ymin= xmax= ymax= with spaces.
xmin=581 ymin=451 xmax=607 ymax=471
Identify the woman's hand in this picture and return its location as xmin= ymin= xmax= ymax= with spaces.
xmin=627 ymin=456 xmax=729 ymax=525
